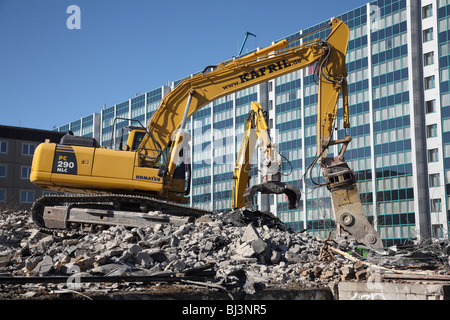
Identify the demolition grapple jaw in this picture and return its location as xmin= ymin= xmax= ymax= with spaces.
xmin=243 ymin=181 xmax=301 ymax=210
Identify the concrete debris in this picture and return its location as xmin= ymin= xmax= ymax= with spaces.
xmin=32 ymin=255 xmax=53 ymax=276
xmin=0 ymin=209 xmax=449 ymax=299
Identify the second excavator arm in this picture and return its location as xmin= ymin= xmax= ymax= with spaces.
xmin=231 ymin=101 xmax=301 ymax=210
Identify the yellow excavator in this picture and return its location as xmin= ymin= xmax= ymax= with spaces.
xmin=30 ymin=18 xmax=382 ymax=248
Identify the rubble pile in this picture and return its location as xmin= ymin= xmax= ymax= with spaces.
xmin=0 ymin=209 xmax=449 ymax=299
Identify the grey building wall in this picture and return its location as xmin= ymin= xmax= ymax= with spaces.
xmin=0 ymin=125 xmax=65 ymax=209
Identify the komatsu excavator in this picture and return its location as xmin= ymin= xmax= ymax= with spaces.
xmin=30 ymin=18 xmax=383 ymax=248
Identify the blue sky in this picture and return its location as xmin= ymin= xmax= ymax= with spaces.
xmin=0 ymin=0 xmax=368 ymax=130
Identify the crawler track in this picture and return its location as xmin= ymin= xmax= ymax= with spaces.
xmin=31 ymin=194 xmax=213 ymax=232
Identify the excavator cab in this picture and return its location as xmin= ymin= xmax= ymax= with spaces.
xmin=125 ymin=128 xmax=146 ymax=151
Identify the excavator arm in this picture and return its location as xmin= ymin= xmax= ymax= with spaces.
xmin=231 ymin=101 xmax=301 ymax=211
xmin=311 ymin=24 xmax=382 ymax=248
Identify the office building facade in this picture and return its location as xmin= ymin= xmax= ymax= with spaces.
xmin=55 ymin=0 xmax=450 ymax=246
xmin=0 ymin=125 xmax=65 ymax=209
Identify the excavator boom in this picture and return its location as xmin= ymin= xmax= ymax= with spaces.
xmin=137 ymin=21 xmax=341 ymax=174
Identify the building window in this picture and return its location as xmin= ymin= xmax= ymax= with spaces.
xmin=422 ymin=4 xmax=433 ymax=19
xmin=0 ymin=189 xmax=5 ymax=202
xmin=440 ymin=42 xmax=449 ymax=57
xmin=0 ymin=141 xmax=7 ymax=154
xmin=445 ymin=144 xmax=450 ymax=158
xmin=0 ymin=165 xmax=6 ymax=178
xmin=439 ymin=16 xmax=450 ymax=32
xmin=20 ymin=190 xmax=34 ymax=203
xmin=428 ymin=148 xmax=439 ymax=162
xmin=442 ymin=93 xmax=450 ymax=107
xmin=425 ymin=100 xmax=436 ymax=113
xmin=22 ymin=143 xmax=36 ymax=156
xmin=429 ymin=173 xmax=440 ymax=187
xmin=444 ymin=119 xmax=450 ymax=133
xmin=423 ymin=28 xmax=433 ymax=42
xmin=430 ymin=198 xmax=441 ymax=212
xmin=424 ymin=76 xmax=435 ymax=90
xmin=424 ymin=52 xmax=434 ymax=66
xmin=21 ymin=166 xmax=31 ymax=179
xmin=426 ymin=124 xmax=438 ymax=138
xmin=441 ymin=67 xmax=450 ymax=81
xmin=432 ymin=224 xmax=444 ymax=238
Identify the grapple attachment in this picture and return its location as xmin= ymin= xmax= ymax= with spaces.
xmin=321 ymin=156 xmax=383 ymax=249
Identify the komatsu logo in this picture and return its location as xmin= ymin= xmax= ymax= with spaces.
xmin=136 ymin=175 xmax=161 ymax=182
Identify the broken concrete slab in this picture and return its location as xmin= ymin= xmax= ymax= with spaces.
xmin=74 ymin=256 xmax=95 ymax=271
xmin=289 ymin=244 xmax=303 ymax=254
xmin=241 ymin=224 xmax=261 ymax=243
xmin=235 ymin=243 xmax=255 ymax=258
xmin=24 ymin=256 xmax=43 ymax=271
xmin=270 ymin=250 xmax=281 ymax=264
xmin=251 ymin=238 xmax=267 ymax=254
xmin=146 ymin=249 xmax=168 ymax=263
xmin=129 ymin=244 xmax=142 ymax=256
xmin=285 ymin=251 xmax=304 ymax=264
xmin=136 ymin=252 xmax=153 ymax=268
xmin=32 ymin=255 xmax=53 ymax=276
xmin=170 ymin=259 xmax=186 ymax=271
